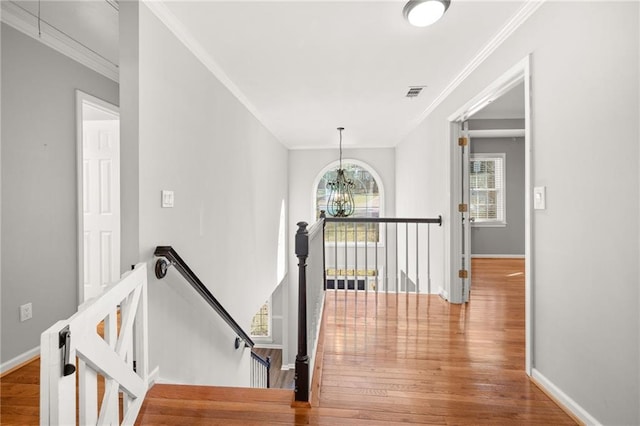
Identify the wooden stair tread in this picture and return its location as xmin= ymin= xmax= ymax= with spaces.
xmin=137 ymin=384 xmax=299 ymax=425
xmin=145 ymin=383 xmax=293 ymax=404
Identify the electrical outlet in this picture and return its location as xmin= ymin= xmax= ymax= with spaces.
xmin=20 ymin=303 xmax=32 ymax=322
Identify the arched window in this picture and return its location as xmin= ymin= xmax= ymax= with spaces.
xmin=250 ymin=200 xmax=286 ymax=339
xmin=276 ymin=199 xmax=286 ymax=283
xmin=314 ymin=161 xmax=383 ymax=243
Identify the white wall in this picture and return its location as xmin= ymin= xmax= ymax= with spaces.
xmin=395 ymin=127 xmax=448 ymax=297
xmin=121 ymin=5 xmax=289 ymax=385
xmin=396 ymin=2 xmax=639 ymax=424
xmin=119 ymin=0 xmax=140 ymax=273
xmin=285 ymin=147 xmax=395 ymax=366
xmin=0 ymin=24 xmax=119 ymax=365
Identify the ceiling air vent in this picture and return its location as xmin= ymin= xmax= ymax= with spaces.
xmin=406 ymin=86 xmax=426 ymax=98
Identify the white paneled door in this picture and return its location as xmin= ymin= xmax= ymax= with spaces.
xmin=78 ymin=92 xmax=120 ymax=302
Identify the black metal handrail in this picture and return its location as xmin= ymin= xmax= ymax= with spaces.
xmin=154 ymin=246 xmax=254 ymax=349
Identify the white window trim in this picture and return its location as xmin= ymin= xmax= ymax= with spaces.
xmin=470 ymin=153 xmax=506 ymax=227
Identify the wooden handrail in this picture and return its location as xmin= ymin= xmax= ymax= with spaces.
xmin=153 ymin=246 xmax=254 ymax=349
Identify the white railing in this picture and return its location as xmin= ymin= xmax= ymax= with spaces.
xmin=40 ymin=263 xmax=149 ymax=425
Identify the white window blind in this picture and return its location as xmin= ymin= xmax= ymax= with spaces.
xmin=470 ymin=153 xmax=505 ymax=224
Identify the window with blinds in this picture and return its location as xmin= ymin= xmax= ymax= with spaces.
xmin=470 ymin=153 xmax=506 ymax=224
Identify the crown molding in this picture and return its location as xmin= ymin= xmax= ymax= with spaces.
xmin=1 ymin=1 xmax=118 ymax=83
xmin=403 ymin=0 xmax=545 ymax=139
xmin=142 ymin=1 xmax=283 ymax=145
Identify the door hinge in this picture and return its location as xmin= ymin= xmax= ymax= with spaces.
xmin=458 ymin=137 xmax=468 ymax=146
xmin=458 ymin=203 xmax=468 ymax=212
xmin=458 ymin=269 xmax=468 ymax=279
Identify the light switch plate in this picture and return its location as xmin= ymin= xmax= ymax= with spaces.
xmin=534 ymin=186 xmax=546 ymax=210
xmin=161 ymin=190 xmax=174 ymax=208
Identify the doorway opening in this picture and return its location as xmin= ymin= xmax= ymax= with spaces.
xmin=448 ymin=56 xmax=532 ymax=374
xmin=76 ymin=91 xmax=120 ymax=304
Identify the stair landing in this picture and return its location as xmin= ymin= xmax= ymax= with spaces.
xmin=135 ymin=385 xmax=306 ymax=425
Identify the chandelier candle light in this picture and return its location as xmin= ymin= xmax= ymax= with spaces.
xmin=326 ymin=127 xmax=355 ymax=217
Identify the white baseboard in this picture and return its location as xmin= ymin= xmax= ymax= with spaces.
xmin=253 ymin=343 xmax=283 ymax=350
xmin=147 ymin=366 xmax=160 ymax=387
xmin=531 ymin=368 xmax=601 ymax=426
xmin=282 ymin=363 xmax=295 ymax=370
xmin=471 ymin=254 xmax=525 ymax=258
xmin=1 ymin=346 xmax=40 ymax=375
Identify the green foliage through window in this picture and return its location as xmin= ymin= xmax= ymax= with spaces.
xmin=316 ymin=163 xmax=381 ymax=242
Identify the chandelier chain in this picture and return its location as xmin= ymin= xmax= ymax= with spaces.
xmin=326 ymin=127 xmax=355 ymax=217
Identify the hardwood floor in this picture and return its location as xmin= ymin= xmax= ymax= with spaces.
xmin=1 ymin=358 xmax=40 ymax=425
xmin=1 ymin=258 xmax=577 ymax=425
xmin=312 ymin=258 xmax=574 ymax=425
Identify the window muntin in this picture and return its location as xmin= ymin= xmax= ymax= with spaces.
xmin=470 ymin=154 xmax=505 ymax=225
xmin=250 ymin=301 xmax=270 ymax=337
xmin=315 ymin=162 xmax=381 ymax=243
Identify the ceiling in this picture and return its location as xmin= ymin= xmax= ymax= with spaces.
xmin=6 ymin=0 xmax=531 ymax=149
xmin=472 ymin=81 xmax=525 ymax=120
xmin=9 ymin=0 xmax=119 ymax=65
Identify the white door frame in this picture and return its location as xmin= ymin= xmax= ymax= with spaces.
xmin=447 ymin=56 xmax=533 ymax=375
xmin=75 ymin=90 xmax=120 ymax=305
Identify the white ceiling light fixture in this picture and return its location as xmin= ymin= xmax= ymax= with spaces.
xmin=403 ymin=0 xmax=451 ymax=27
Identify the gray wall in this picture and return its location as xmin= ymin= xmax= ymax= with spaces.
xmin=124 ymin=4 xmax=289 ymax=385
xmin=0 ymin=24 xmax=119 ymax=364
xmin=395 ymin=2 xmax=638 ymax=424
xmin=470 ymin=136 xmax=525 ymax=256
